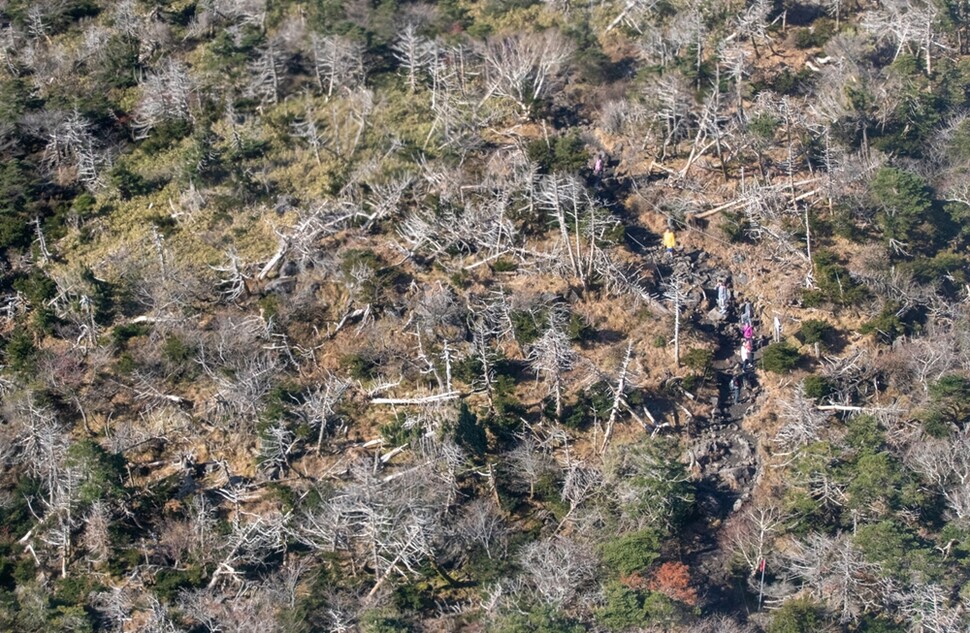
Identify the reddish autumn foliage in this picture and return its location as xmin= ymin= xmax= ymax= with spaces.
xmin=646 ymin=562 xmax=698 ymax=606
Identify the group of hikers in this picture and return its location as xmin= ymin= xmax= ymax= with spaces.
xmin=717 ymin=279 xmax=760 ymax=407
xmin=588 ymin=148 xmax=767 ymax=411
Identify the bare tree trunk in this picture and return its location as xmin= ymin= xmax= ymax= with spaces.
xmin=602 ymin=342 xmax=633 ymax=453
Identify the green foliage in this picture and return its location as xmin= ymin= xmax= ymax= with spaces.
xmin=492 ymin=258 xmax=518 ymax=272
xmin=139 ymin=118 xmax=193 ymax=154
xmin=65 ymin=440 xmax=126 ymax=505
xmin=921 ymin=374 xmax=970 ymax=431
xmin=339 ymin=352 xmax=378 ymax=380
xmin=768 ymin=598 xmax=827 ymax=633
xmin=100 ymin=34 xmax=140 ymax=89
xmin=760 ymin=342 xmax=802 ymax=373
xmin=380 ymin=413 xmax=423 ymax=446
xmin=854 ymin=520 xmax=939 ymax=581
xmin=566 ymin=22 xmax=616 ymax=84
xmin=0 ymin=477 xmax=41 ymax=541
xmin=359 ymin=608 xmax=412 ymax=633
xmin=0 ymin=78 xmax=40 ymax=124
xmin=606 ymin=439 xmax=695 ymax=531
xmin=526 ymin=133 xmax=589 ymax=173
xmin=857 ymin=616 xmax=905 ymax=633
xmin=763 ymin=68 xmax=814 ymax=96
xmin=799 ymin=319 xmax=833 ymax=346
xmin=13 ymin=268 xmax=57 ymax=309
xmin=454 ymin=401 xmax=486 ymax=457
xmin=0 ymin=160 xmax=35 ymax=251
xmin=562 ymin=381 xmax=612 ymax=429
xmin=565 ymin=312 xmax=595 ymax=342
xmin=748 ymin=113 xmax=779 ymax=141
xmin=152 ymin=565 xmax=207 ymax=602
xmin=720 ymin=211 xmax=751 ymax=243
xmin=842 ymin=451 xmax=907 ymax=516
xmin=485 ymin=374 xmax=526 ymax=444
xmin=509 ymin=310 xmax=546 ymax=345
xmin=111 ymin=323 xmax=150 ymax=350
xmin=793 ymin=19 xmax=835 ymax=48
xmin=803 ymin=251 xmax=867 ymax=306
xmin=682 ymin=348 xmax=713 ymax=375
xmin=339 ymin=249 xmax=404 ymax=306
xmin=870 ymin=167 xmax=957 ymax=253
xmin=4 ymin=330 xmax=37 ymax=377
xmin=601 ymin=530 xmax=661 ymax=577
xmin=859 ymin=302 xmax=912 ymax=344
xmin=802 ymin=375 xmax=834 ymax=400
xmin=490 ymin=606 xmax=585 ymax=633
xmin=845 ymin=415 xmax=886 ymax=452
xmin=162 ymin=335 xmax=196 ymax=365
xmin=53 ymin=575 xmax=102 ymax=606
xmin=596 ymin=583 xmax=679 ymax=631
xmin=110 ymin=163 xmax=154 ymax=200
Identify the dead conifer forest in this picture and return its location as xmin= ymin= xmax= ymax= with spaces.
xmin=4 ymin=0 xmax=970 ymax=631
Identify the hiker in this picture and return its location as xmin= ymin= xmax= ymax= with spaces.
xmin=740 ymin=299 xmax=754 ymax=326
xmin=663 ymin=229 xmax=676 ymax=253
xmin=593 ymin=152 xmax=604 ymax=176
xmin=742 ymin=322 xmax=754 ymax=340
xmin=773 ymin=315 xmax=782 ymax=343
xmin=730 ymin=374 xmax=742 ymax=404
xmin=717 ymin=281 xmax=730 ymax=314
xmin=740 ymin=340 xmax=751 ymax=368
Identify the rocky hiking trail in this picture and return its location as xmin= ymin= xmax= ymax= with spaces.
xmin=654 ymin=245 xmax=764 ymax=610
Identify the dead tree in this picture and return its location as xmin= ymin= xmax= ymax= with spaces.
xmin=862 ymin=0 xmax=945 ymax=75
xmin=782 ymin=532 xmax=883 ymax=623
xmin=773 ymin=386 xmax=831 ymax=454
xmin=558 ymin=461 xmax=602 ymax=531
xmin=300 ymin=374 xmax=352 ymax=452
xmin=43 ymin=108 xmax=107 ymax=191
xmin=896 ymin=583 xmax=963 ymax=633
xmin=908 ymin=427 xmax=970 ymax=523
xmin=727 ymin=505 xmax=784 ymax=578
xmin=518 ymin=536 xmax=597 ymax=607
xmin=455 ymin=498 xmax=508 ymax=560
xmin=602 ymin=342 xmax=635 ymax=453
xmin=392 ymin=24 xmax=435 ymax=92
xmin=211 ymin=250 xmax=250 ymax=302
xmin=208 ymin=510 xmax=289 ymax=588
xmin=663 ymin=268 xmax=691 ymax=367
xmin=729 ymin=0 xmax=774 ymax=58
xmin=527 ymin=323 xmax=576 ymax=419
xmin=257 ymin=421 xmax=297 ymax=478
xmin=311 ymin=33 xmax=365 ymax=98
xmin=479 ymin=31 xmax=573 ymax=117
xmin=248 ymin=42 xmax=285 ymax=107
xmin=507 ymin=436 xmax=558 ymax=500
xmin=133 ymin=59 xmax=194 ymax=139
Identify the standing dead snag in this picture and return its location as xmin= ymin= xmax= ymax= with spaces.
xmin=527 ymin=323 xmax=576 ymax=420
xmin=300 ymin=374 xmax=352 ymax=452
xmin=479 ymin=31 xmax=574 ymax=117
xmin=133 ymin=59 xmax=194 ymax=139
xmin=663 ymin=268 xmax=691 ymax=367
xmin=392 ymin=24 xmax=435 ymax=93
xmin=310 ymin=33 xmax=365 ymax=98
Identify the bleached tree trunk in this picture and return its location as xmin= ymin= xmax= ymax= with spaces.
xmin=602 ymin=341 xmax=634 ymax=453
xmin=664 ymin=270 xmax=690 ymax=367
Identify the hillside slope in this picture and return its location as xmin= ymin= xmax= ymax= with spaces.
xmin=1 ymin=0 xmax=970 ymax=632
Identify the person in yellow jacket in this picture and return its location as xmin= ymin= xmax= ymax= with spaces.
xmin=663 ymin=229 xmax=676 ymax=253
